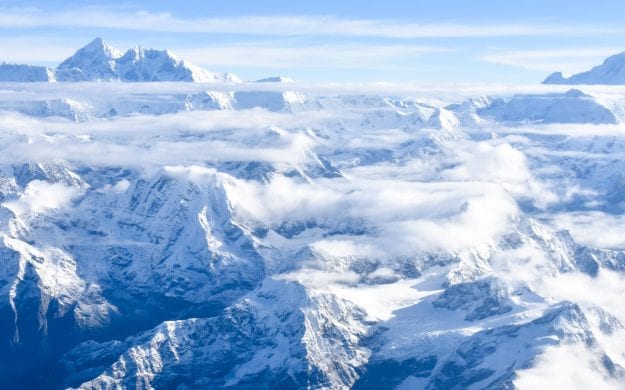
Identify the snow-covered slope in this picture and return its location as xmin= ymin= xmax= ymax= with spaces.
xmin=234 ymin=90 xmax=305 ymax=112
xmin=61 ymin=278 xmax=370 ymax=389
xmin=477 ymin=89 xmax=619 ymax=124
xmin=255 ymin=76 xmax=294 ymax=83
xmin=12 ymin=99 xmax=95 ymax=121
xmin=112 ymin=46 xmax=235 ymax=82
xmin=543 ymin=51 xmax=625 ymax=85
xmin=233 ymin=76 xmax=304 ymax=111
xmin=0 ymin=63 xmax=56 ymax=82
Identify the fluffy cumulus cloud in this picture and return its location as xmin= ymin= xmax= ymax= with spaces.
xmin=224 ymin=175 xmax=347 ymax=225
xmin=225 ymin=173 xmax=518 ymax=259
xmin=514 ymin=343 xmax=622 ymax=390
xmin=309 ymin=239 xmax=383 ymax=261
xmin=440 ymin=140 xmax=557 ymax=207
xmin=3 ymin=180 xmax=83 ymax=216
xmin=550 ymin=211 xmax=625 ymax=250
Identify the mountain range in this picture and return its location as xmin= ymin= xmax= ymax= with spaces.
xmin=1 ymin=39 xmax=625 ymax=389
xmin=0 ymin=38 xmax=238 ymax=82
xmin=4 ymin=38 xmax=625 ymax=87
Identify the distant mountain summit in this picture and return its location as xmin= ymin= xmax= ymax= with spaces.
xmin=0 ymin=38 xmax=239 ymax=82
xmin=543 ymin=51 xmax=625 ymax=85
xmin=255 ymin=76 xmax=294 ymax=83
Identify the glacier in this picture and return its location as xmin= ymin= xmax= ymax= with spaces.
xmin=2 ymin=41 xmax=625 ymax=390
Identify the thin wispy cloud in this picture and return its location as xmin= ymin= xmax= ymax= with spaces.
xmin=1 ymin=6 xmax=625 ymax=39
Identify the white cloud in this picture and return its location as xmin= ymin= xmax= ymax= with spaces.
xmin=223 ymin=175 xmax=347 ymax=225
xmin=277 ymin=269 xmax=361 ymax=288
xmin=99 ymin=179 xmax=131 ymax=194
xmin=548 ymin=212 xmax=625 ymax=250
xmin=542 ymin=271 xmax=625 ymax=320
xmin=481 ymin=48 xmax=622 ymax=73
xmin=492 ymin=122 xmax=625 ymax=139
xmin=0 ymin=81 xmax=621 ymax=267
xmin=310 ymin=239 xmax=382 ymax=261
xmin=440 ymin=141 xmax=557 ymax=208
xmin=381 ymin=187 xmax=517 ymax=252
xmin=226 ymin=174 xmax=518 ymax=256
xmin=514 ymin=343 xmax=622 ymax=390
xmin=3 ymin=180 xmax=82 ymax=216
xmin=491 ymin=246 xmax=625 ymax=386
xmin=0 ymin=79 xmax=620 ymax=103
xmin=0 ymin=109 xmax=335 ymax=167
xmin=511 ymin=269 xmax=625 ymax=389
xmin=490 ymin=246 xmax=554 ymax=287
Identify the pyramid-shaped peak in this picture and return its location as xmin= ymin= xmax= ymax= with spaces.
xmin=56 ymin=38 xmax=122 ymax=80
xmin=58 ymin=38 xmax=121 ymax=70
xmin=85 ymin=37 xmax=105 ymax=48
xmin=426 ymin=107 xmax=460 ymax=131
xmin=564 ymin=88 xmax=590 ymax=98
xmin=74 ymin=38 xmax=120 ymax=57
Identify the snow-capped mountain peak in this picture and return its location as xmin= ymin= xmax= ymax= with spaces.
xmin=58 ymin=37 xmax=122 ymax=67
xmin=56 ymin=37 xmax=122 ymax=81
xmin=255 ymin=76 xmax=295 ymax=83
xmin=543 ymin=71 xmax=567 ymax=84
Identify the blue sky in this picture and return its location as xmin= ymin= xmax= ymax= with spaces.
xmin=1 ymin=0 xmax=625 ymax=82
